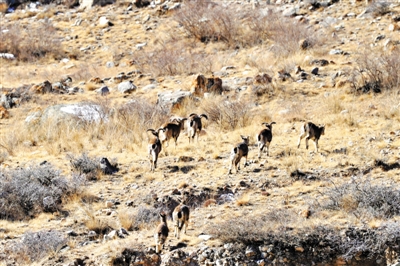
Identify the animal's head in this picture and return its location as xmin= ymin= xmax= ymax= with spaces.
xmin=240 ymin=135 xmax=250 ymax=144
xmin=262 ymin=121 xmax=276 ymax=129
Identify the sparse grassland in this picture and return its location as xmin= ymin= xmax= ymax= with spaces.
xmin=1 ymin=0 xmax=400 ymax=265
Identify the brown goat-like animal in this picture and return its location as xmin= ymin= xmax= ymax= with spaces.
xmin=191 ymin=75 xmax=223 ymax=97
xmin=256 ymin=122 xmax=276 ymax=158
xmin=154 ymin=212 xmax=169 ymax=253
xmin=158 ymin=118 xmax=187 ymax=148
xmin=147 ymin=128 xmax=165 ymax=172
xmin=228 ymin=135 xmax=250 ymax=174
xmin=172 ymin=204 xmax=190 ymax=239
xmin=187 ymin=113 xmax=208 ymax=143
xmin=297 ymin=122 xmax=325 ymax=152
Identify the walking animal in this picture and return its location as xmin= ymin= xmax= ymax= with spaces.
xmin=159 ymin=117 xmax=187 ymax=148
xmin=147 ymin=128 xmax=165 ymax=172
xmin=297 ymin=122 xmax=325 ymax=153
xmin=172 ymin=203 xmax=190 ymax=239
xmin=187 ymin=113 xmax=208 ymax=143
xmin=256 ymin=122 xmax=276 ymax=158
xmin=228 ymin=135 xmax=250 ymax=174
xmin=154 ymin=212 xmax=169 ymax=253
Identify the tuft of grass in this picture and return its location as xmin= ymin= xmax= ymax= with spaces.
xmin=235 ymin=193 xmax=250 ymax=207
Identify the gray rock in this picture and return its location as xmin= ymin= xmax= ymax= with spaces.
xmin=157 ymin=90 xmax=191 ymax=108
xmin=329 ymin=49 xmax=344 ymax=55
xmin=142 ymin=84 xmax=157 ymax=91
xmin=34 ymin=103 xmax=107 ymax=126
xmin=117 ymin=81 xmax=136 ymax=94
xmin=375 ymin=35 xmax=385 ymax=42
xmin=106 ymin=61 xmax=115 ymax=68
xmin=97 ymin=86 xmax=110 ymax=96
xmin=282 ymin=7 xmax=297 ymax=17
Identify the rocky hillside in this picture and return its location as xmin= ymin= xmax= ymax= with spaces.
xmin=1 ymin=0 xmax=400 ymax=265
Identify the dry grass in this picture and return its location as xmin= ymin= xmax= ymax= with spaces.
xmin=1 ymin=1 xmax=400 ymax=265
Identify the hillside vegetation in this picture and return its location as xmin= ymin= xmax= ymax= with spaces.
xmin=1 ymin=0 xmax=400 ymax=265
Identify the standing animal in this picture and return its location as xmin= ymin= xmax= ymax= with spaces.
xmin=191 ymin=75 xmax=223 ymax=97
xmin=256 ymin=122 xmax=276 ymax=158
xmin=172 ymin=204 xmax=190 ymax=239
xmin=187 ymin=113 xmax=208 ymax=143
xmin=228 ymin=135 xmax=250 ymax=174
xmin=147 ymin=128 xmax=165 ymax=172
xmin=158 ymin=117 xmax=187 ymax=148
xmin=154 ymin=212 xmax=169 ymax=253
xmin=100 ymin=157 xmax=118 ymax=175
xmin=297 ymin=122 xmax=325 ymax=153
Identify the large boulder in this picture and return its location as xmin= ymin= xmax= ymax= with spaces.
xmin=157 ymin=90 xmax=191 ymax=109
xmin=117 ymin=81 xmax=137 ymax=94
xmin=25 ymin=103 xmax=108 ymax=126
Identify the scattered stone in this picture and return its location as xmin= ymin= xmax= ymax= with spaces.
xmin=388 ymin=23 xmax=399 ymax=31
xmin=106 ymin=61 xmax=115 ymax=68
xmin=375 ymin=34 xmax=385 ymax=42
xmin=97 ymin=86 xmax=110 ymax=96
xmin=142 ymin=84 xmax=156 ymax=91
xmin=98 ymin=16 xmax=113 ymax=27
xmin=198 ymin=234 xmax=213 ymax=241
xmin=311 ymin=59 xmax=329 ymax=66
xmin=311 ymin=67 xmax=319 ymax=75
xmin=117 ymin=81 xmax=137 ymax=94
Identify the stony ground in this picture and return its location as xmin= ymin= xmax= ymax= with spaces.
xmin=1 ymin=0 xmax=400 ymax=265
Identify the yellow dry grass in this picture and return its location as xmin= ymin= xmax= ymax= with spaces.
xmin=1 ymin=0 xmax=400 ymax=264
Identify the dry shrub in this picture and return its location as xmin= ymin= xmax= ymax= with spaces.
xmin=366 ymin=1 xmax=391 ymax=16
xmin=0 ymin=164 xmax=81 ymax=221
xmin=350 ymin=48 xmax=400 ymax=94
xmin=68 ymin=152 xmax=101 ymax=181
xmin=323 ymin=177 xmax=400 ymax=219
xmin=131 ymin=206 xmax=161 ymax=230
xmin=200 ymin=97 xmax=253 ymax=130
xmin=175 ymin=1 xmax=324 ymax=54
xmin=0 ymin=21 xmax=65 ymax=62
xmin=174 ymin=1 xmax=271 ymax=48
xmin=115 ymin=98 xmax=170 ymax=145
xmin=5 ymin=230 xmax=67 ymax=264
xmin=267 ymin=12 xmax=323 ymax=58
xmin=132 ymin=42 xmax=213 ymax=77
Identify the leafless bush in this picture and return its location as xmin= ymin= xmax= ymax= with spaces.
xmin=132 ymin=43 xmax=213 ymax=77
xmin=174 ymin=1 xmax=272 ymax=49
xmin=131 ymin=206 xmax=162 ymax=230
xmin=207 ymin=213 xmax=400 ymax=263
xmin=115 ymin=99 xmax=169 ymax=144
xmin=366 ymin=1 xmax=391 ymax=16
xmin=267 ymin=12 xmax=322 ymax=58
xmin=6 ymin=230 xmax=67 ymax=263
xmin=174 ymin=2 xmax=323 ymax=55
xmin=0 ymin=21 xmax=65 ymax=62
xmin=323 ymin=177 xmax=400 ymax=219
xmin=350 ymin=48 xmax=400 ymax=94
xmin=68 ymin=152 xmax=101 ymax=181
xmin=0 ymin=164 xmax=78 ymax=221
xmin=201 ymin=97 xmax=253 ymax=130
